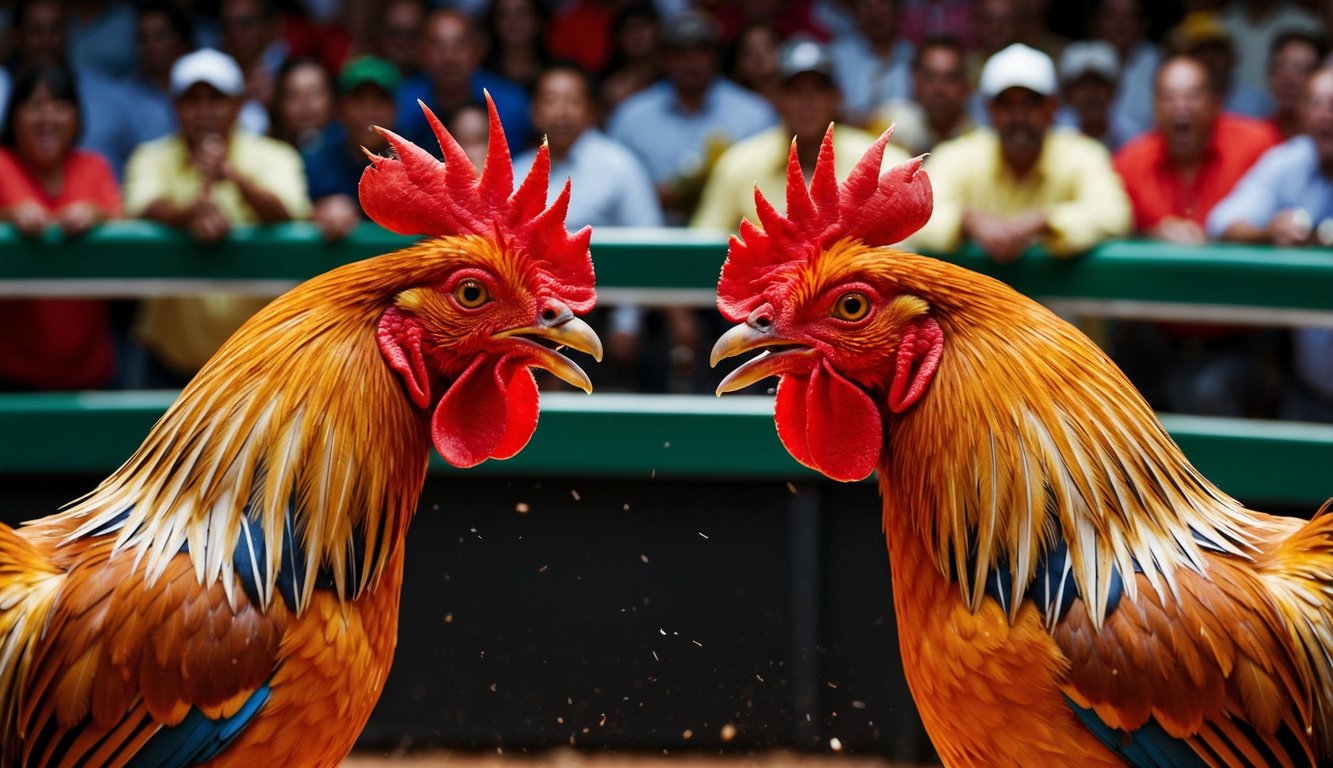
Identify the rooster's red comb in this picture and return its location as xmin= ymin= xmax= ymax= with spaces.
xmin=359 ymin=95 xmax=594 ymax=312
xmin=716 ymin=125 xmax=932 ymax=320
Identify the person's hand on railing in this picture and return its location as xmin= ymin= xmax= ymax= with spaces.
xmin=8 ymin=200 xmax=49 ymax=238
xmin=312 ymin=195 xmax=361 ymax=243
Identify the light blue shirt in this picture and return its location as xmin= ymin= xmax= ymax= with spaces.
xmin=514 ymin=128 xmax=664 ymax=334
xmin=513 ymin=128 xmax=663 ymax=229
xmin=606 ymin=78 xmax=777 ymax=186
xmin=829 ymin=33 xmax=914 ymax=124
xmin=1206 ymin=136 xmax=1333 ymax=238
xmin=76 ymin=71 xmax=147 ymax=180
xmin=69 ymin=1 xmax=138 ymax=81
xmin=1206 ymin=135 xmax=1333 ymax=399
xmin=1110 ymin=41 xmax=1161 ymax=139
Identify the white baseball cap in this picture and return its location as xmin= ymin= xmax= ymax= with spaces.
xmin=1059 ymin=41 xmax=1120 ymax=85
xmin=170 ymin=48 xmax=244 ymax=98
xmin=979 ymin=43 xmax=1057 ymax=100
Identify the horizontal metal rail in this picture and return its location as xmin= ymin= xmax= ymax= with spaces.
xmin=2 ymin=391 xmax=1331 ymax=507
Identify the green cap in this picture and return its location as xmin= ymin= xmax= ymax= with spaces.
xmin=338 ymin=56 xmax=401 ymax=95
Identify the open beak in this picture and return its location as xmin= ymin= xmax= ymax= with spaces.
xmin=710 ymin=323 xmax=814 ymax=395
xmin=496 ymin=313 xmax=603 ymax=394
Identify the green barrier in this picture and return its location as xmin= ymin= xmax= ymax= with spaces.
xmin=2 ymin=391 xmax=1331 ymax=507
xmin=2 ymin=222 xmax=1332 ymax=506
xmin=2 ymin=222 xmax=1333 ymax=314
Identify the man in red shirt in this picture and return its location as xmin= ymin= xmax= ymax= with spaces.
xmin=1110 ymin=54 xmax=1283 ymax=417
xmin=1113 ymin=54 xmax=1279 ymax=243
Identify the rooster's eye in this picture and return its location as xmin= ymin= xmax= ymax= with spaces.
xmin=833 ymin=291 xmax=871 ymax=322
xmin=454 ymin=279 xmax=490 ymax=308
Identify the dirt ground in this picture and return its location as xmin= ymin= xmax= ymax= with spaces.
xmin=344 ymin=749 xmax=913 ymax=767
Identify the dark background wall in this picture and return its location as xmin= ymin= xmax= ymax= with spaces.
xmin=5 ymin=473 xmax=936 ymax=763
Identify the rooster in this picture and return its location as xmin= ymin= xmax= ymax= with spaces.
xmin=0 ymin=99 xmax=601 ymax=766
xmin=710 ymin=128 xmax=1333 ymax=766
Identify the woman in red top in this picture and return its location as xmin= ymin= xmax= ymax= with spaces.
xmin=0 ymin=64 xmax=122 ymax=390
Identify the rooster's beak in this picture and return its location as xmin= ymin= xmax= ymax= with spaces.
xmin=497 ymin=309 xmax=603 ymax=394
xmin=710 ymin=322 xmax=814 ymax=395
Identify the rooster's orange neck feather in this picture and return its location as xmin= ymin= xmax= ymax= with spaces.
xmin=46 ymin=241 xmax=497 ymax=613
xmin=876 ymin=253 xmax=1282 ymax=628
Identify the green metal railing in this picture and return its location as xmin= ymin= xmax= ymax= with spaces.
xmin=2 ymin=222 xmax=1332 ymax=506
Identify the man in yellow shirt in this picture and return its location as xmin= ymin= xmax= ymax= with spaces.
xmin=911 ymin=43 xmax=1131 ymax=261
xmin=691 ymin=36 xmax=909 ymax=232
xmin=124 ymin=48 xmax=311 ymax=384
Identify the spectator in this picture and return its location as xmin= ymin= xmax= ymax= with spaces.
xmin=1208 ymin=67 xmax=1333 ymax=421
xmin=279 ymin=0 xmax=351 ymax=75
xmin=0 ymin=64 xmax=121 ymax=391
xmin=727 ymin=21 xmax=784 ymax=106
xmin=694 ymin=36 xmax=907 ymax=230
xmin=1015 ymin=0 xmax=1068 ymax=62
xmin=828 ymin=0 xmax=913 ymax=127
xmin=448 ymin=102 xmax=491 ymax=173
xmin=597 ymin=2 xmax=663 ymax=118
xmin=396 ymin=10 xmax=531 ymax=153
xmin=518 ymin=66 xmax=662 ymax=232
xmin=546 ymin=0 xmax=623 ymax=75
xmin=514 ymin=64 xmax=665 ymax=391
xmin=218 ymin=0 xmax=287 ymax=134
xmin=1218 ymin=0 xmax=1323 ymax=97
xmin=69 ymin=0 xmax=138 ymax=81
xmin=1168 ymin=11 xmax=1273 ymax=119
xmin=3 ymin=0 xmax=142 ymax=177
xmin=1055 ymin=41 xmax=1139 ymax=152
xmin=1208 ymin=67 xmax=1333 ymax=245
xmin=871 ymin=35 xmax=974 ymax=155
xmin=898 ymin=0 xmax=975 ymax=50
xmin=689 ymin=37 xmax=910 ymax=394
xmin=912 ymin=43 xmax=1131 ymax=262
xmin=1092 ymin=0 xmax=1160 ymax=139
xmin=965 ymin=0 xmax=1023 ymax=124
xmin=269 ymin=56 xmax=334 ymax=151
xmin=1116 ymin=55 xmax=1279 ymax=244
xmin=1111 ymin=55 xmax=1283 ymax=417
xmin=123 ymin=1 xmax=195 ymax=147
xmin=372 ymin=0 xmax=426 ymax=78
xmin=607 ymin=10 xmax=777 ymax=223
xmin=483 ymin=0 xmax=551 ymax=94
xmin=710 ymin=0 xmax=830 ymax=42
xmin=1267 ymin=29 xmax=1327 ymax=139
xmin=302 ymin=55 xmax=399 ymax=242
xmin=124 ymin=48 xmax=310 ymax=385
xmin=968 ymin=0 xmax=1022 ymax=83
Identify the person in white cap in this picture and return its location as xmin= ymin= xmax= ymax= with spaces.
xmin=692 ymin=35 xmax=908 ymax=231
xmin=1054 ymin=40 xmax=1139 ymax=151
xmin=121 ymin=47 xmax=311 ymax=386
xmin=910 ymin=43 xmax=1130 ymax=263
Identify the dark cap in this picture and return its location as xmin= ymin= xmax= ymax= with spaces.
xmin=779 ymin=35 xmax=835 ymax=83
xmin=663 ymin=11 xmax=720 ymax=49
xmin=338 ymin=55 xmax=401 ymax=95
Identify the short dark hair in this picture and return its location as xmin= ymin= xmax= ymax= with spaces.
xmin=536 ymin=61 xmax=595 ymax=98
xmin=912 ymin=34 xmax=966 ymax=71
xmin=138 ymin=0 xmax=195 ymax=47
xmin=0 ymin=64 xmax=82 ymax=147
xmin=1270 ymin=28 xmax=1330 ymax=66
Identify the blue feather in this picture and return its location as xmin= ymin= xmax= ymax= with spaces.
xmin=128 ymin=684 xmax=271 ymax=768
xmin=1065 ymin=696 xmax=1207 ymax=768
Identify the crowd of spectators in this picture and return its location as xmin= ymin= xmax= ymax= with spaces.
xmin=0 ymin=0 xmax=1331 ymax=419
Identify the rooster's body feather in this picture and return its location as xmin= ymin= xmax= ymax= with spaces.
xmin=712 ymin=127 xmax=1333 ymax=765
xmin=0 ymin=100 xmax=602 ymax=766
